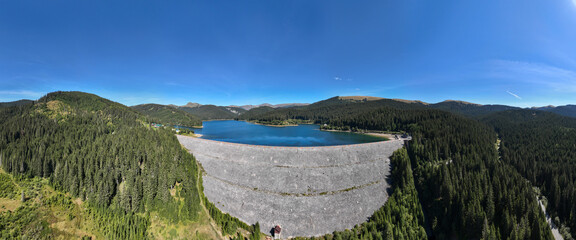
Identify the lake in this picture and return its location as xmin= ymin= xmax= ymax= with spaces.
xmin=178 ymin=120 xmax=386 ymax=147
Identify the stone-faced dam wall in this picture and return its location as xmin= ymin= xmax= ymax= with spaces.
xmin=177 ymin=135 xmax=407 ymax=238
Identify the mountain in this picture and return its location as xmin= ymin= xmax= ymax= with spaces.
xmin=236 ymin=106 xmax=276 ymax=120
xmin=0 ymin=91 xmax=206 ymax=239
xmin=430 ymin=100 xmax=520 ymax=117
xmin=0 ymin=99 xmax=33 ymax=108
xmin=429 ymin=101 xmax=576 ymax=118
xmin=231 ymin=103 xmax=309 ymax=110
xmin=178 ymin=104 xmax=246 ymax=120
xmin=182 ymin=102 xmax=201 ymax=108
xmin=534 ymin=104 xmax=576 ymax=118
xmin=237 ymin=96 xmax=427 ymax=124
xmin=263 ymin=96 xmax=572 ymax=119
xmin=131 ymin=103 xmax=202 ymax=127
xmin=179 ymin=95 xmax=576 ymax=120
xmin=338 ymin=96 xmax=384 ymax=101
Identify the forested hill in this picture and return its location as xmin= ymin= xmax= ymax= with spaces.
xmin=0 ymin=99 xmax=33 ymax=108
xmin=239 ymin=106 xmax=276 ymax=120
xmin=238 ymin=96 xmax=576 ymax=121
xmin=535 ymin=105 xmax=576 ymax=118
xmin=244 ymin=96 xmax=554 ymax=239
xmin=178 ymin=104 xmax=246 ymax=120
xmin=132 ymin=103 xmax=202 ymax=127
xmin=429 ymin=101 xmax=520 ymax=117
xmin=0 ymin=91 xmax=202 ymax=238
xmin=483 ymin=110 xmax=576 ymax=238
xmin=237 ymin=96 xmax=426 ymax=126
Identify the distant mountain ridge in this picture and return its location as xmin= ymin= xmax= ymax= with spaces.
xmin=167 ymin=96 xmax=576 ymax=119
xmin=532 ymin=104 xmax=576 ymax=118
xmin=336 ymin=96 xmax=576 ymax=118
xmin=177 ymin=104 xmax=247 ymax=120
xmin=176 ymin=102 xmax=309 ymax=110
xmin=238 ymin=95 xmax=576 ymax=120
xmin=162 ymin=100 xmax=309 ymax=119
xmin=4 ymin=95 xmax=575 ymax=120
xmin=182 ymin=102 xmax=201 ymax=108
xmin=229 ymin=103 xmax=309 ymax=110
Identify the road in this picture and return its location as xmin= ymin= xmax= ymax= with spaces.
xmin=537 ymin=198 xmax=564 ymax=240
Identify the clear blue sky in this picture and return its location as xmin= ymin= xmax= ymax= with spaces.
xmin=1 ymin=0 xmax=576 ymax=107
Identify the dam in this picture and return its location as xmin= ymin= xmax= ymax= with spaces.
xmin=177 ymin=135 xmax=408 ymax=237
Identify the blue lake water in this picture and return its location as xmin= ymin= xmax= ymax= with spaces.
xmin=178 ymin=120 xmax=386 ymax=147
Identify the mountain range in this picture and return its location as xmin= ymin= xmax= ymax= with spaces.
xmin=2 ymin=96 xmax=575 ymax=121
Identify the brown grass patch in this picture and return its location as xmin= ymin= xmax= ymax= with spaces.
xmin=0 ymin=198 xmax=21 ymax=212
xmin=148 ymin=209 xmax=224 ymax=240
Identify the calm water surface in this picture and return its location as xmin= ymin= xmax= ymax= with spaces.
xmin=179 ymin=120 xmax=385 ymax=147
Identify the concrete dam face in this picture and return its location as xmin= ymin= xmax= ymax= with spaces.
xmin=177 ymin=135 xmax=407 ymax=238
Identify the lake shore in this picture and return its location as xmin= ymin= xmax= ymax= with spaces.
xmin=242 ymin=120 xmax=299 ymax=127
xmin=320 ymin=129 xmax=394 ymax=140
xmin=253 ymin=122 xmax=298 ymax=127
xmin=365 ymin=132 xmax=395 ymax=139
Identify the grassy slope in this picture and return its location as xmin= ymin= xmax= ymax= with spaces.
xmin=0 ymin=168 xmax=226 ymax=239
xmin=0 ymin=169 xmax=96 ymax=239
xmin=148 ymin=160 xmax=224 ymax=240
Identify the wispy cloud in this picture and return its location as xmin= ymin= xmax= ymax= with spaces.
xmin=333 ymin=76 xmax=353 ymax=82
xmin=506 ymin=90 xmax=522 ymax=100
xmin=490 ymin=60 xmax=576 ymax=92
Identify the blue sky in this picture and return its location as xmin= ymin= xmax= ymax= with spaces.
xmin=1 ymin=0 xmax=576 ymax=107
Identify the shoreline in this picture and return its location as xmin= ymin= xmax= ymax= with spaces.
xmin=242 ymin=120 xmax=300 ymax=127
xmin=365 ymin=132 xmax=395 ymax=139
xmin=252 ymin=122 xmax=298 ymax=127
xmin=176 ymin=125 xmax=203 ymax=129
xmin=320 ymin=129 xmax=396 ymax=140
